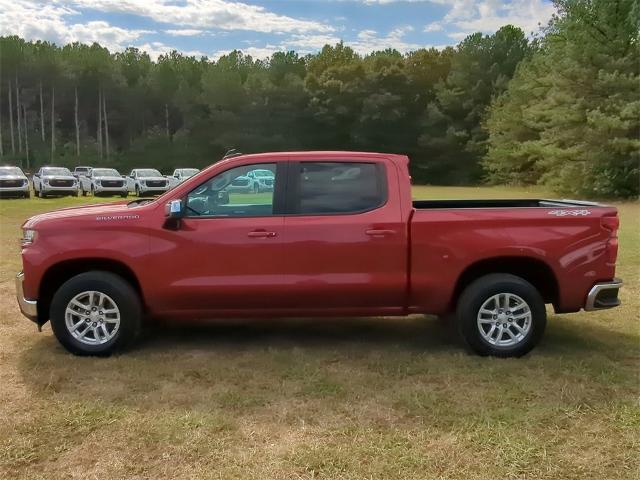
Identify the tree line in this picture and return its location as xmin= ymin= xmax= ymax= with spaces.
xmin=0 ymin=0 xmax=637 ymax=197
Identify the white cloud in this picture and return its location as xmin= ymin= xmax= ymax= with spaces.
xmin=165 ymin=28 xmax=205 ymax=36
xmin=424 ymin=21 xmax=443 ymax=32
xmin=358 ymin=0 xmax=555 ymax=42
xmin=67 ymin=0 xmax=334 ymax=34
xmin=0 ymin=0 xmax=152 ymax=51
xmin=137 ymin=41 xmax=206 ymax=60
xmin=429 ymin=0 xmax=555 ymax=40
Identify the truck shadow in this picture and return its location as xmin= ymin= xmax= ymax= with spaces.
xmin=15 ymin=314 xmax=637 ymax=415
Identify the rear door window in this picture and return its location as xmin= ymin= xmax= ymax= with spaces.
xmin=289 ymin=162 xmax=386 ymax=215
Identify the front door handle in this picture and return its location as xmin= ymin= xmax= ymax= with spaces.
xmin=365 ymin=229 xmax=396 ymax=236
xmin=248 ymin=230 xmax=277 ymax=238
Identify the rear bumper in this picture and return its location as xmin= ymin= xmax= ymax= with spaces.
xmin=585 ymin=278 xmax=623 ymax=311
xmin=15 ymin=272 xmax=38 ymax=322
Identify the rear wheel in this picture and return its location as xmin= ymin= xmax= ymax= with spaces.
xmin=456 ymin=273 xmax=546 ymax=357
xmin=50 ymin=271 xmax=142 ymax=356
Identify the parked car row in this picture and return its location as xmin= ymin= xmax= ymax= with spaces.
xmin=0 ymin=165 xmax=202 ymax=199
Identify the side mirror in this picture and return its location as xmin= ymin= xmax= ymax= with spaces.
xmin=165 ymin=199 xmax=184 ymax=219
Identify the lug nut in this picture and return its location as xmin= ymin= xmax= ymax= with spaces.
xmin=493 ymin=314 xmax=497 ymax=319
xmin=92 ymin=322 xmax=97 ymax=327
xmin=503 ymin=323 xmax=508 ymax=328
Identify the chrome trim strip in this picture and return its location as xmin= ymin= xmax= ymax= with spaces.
xmin=15 ymin=272 xmax=38 ymax=321
xmin=585 ymin=278 xmax=623 ymax=311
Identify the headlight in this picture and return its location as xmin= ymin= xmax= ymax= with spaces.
xmin=21 ymin=229 xmax=36 ymax=246
xmin=95 ymin=180 xmax=101 ymax=186
xmin=43 ymin=178 xmax=49 ymax=185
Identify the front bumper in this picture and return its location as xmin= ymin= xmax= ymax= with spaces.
xmin=0 ymin=184 xmax=29 ymax=194
xmin=15 ymin=272 xmax=38 ymax=322
xmin=140 ymin=186 xmax=170 ymax=194
xmin=95 ymin=185 xmax=128 ymax=195
xmin=42 ymin=185 xmax=78 ymax=195
xmin=585 ymin=278 xmax=623 ymax=311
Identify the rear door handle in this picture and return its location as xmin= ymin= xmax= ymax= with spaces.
xmin=365 ymin=229 xmax=396 ymax=236
xmin=248 ymin=230 xmax=277 ymax=238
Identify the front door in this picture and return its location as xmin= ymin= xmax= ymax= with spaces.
xmin=152 ymin=162 xmax=288 ymax=314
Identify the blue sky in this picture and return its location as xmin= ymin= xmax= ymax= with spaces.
xmin=1 ymin=0 xmax=556 ymax=59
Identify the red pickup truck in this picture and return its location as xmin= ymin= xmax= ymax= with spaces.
xmin=16 ymin=151 xmax=622 ymax=357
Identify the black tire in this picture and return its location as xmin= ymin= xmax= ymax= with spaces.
xmin=135 ymin=185 xmax=140 ymax=197
xmin=121 ymin=192 xmax=128 ymax=198
xmin=24 ymin=190 xmax=31 ymax=199
xmin=253 ymin=183 xmax=259 ymax=193
xmin=91 ymin=185 xmax=95 ymax=196
xmin=456 ymin=273 xmax=546 ymax=358
xmin=38 ymin=188 xmax=45 ymax=198
xmin=50 ymin=271 xmax=142 ymax=356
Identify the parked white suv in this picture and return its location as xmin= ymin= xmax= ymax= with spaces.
xmin=126 ymin=169 xmax=170 ymax=196
xmin=168 ymin=168 xmax=200 ymax=188
xmin=32 ymin=167 xmax=79 ymax=198
xmin=80 ymin=168 xmax=128 ymax=197
xmin=0 ymin=166 xmax=30 ymax=198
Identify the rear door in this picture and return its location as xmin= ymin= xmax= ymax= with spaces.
xmin=281 ymin=159 xmax=408 ymax=313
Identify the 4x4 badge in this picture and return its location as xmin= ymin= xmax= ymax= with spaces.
xmin=548 ymin=209 xmax=591 ymax=216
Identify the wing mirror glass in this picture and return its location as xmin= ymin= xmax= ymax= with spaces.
xmin=165 ymin=199 xmax=184 ymax=219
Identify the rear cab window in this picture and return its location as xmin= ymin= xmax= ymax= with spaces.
xmin=288 ymin=161 xmax=387 ymax=215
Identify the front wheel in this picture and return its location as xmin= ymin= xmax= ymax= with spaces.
xmin=50 ymin=271 xmax=142 ymax=356
xmin=456 ymin=273 xmax=546 ymax=357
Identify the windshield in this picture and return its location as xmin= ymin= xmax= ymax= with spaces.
xmin=137 ymin=169 xmax=162 ymax=178
xmin=42 ymin=167 xmax=71 ymax=176
xmin=0 ymin=167 xmax=23 ymax=176
xmin=182 ymin=169 xmax=199 ymax=177
xmin=92 ymin=168 xmax=120 ymax=177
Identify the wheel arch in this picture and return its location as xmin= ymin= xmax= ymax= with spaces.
xmin=38 ymin=258 xmax=145 ymax=324
xmin=452 ymin=256 xmax=559 ymax=310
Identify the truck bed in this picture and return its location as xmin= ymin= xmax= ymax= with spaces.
xmin=412 ymin=198 xmax=601 ymax=209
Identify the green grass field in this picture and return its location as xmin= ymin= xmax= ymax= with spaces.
xmin=0 ymin=186 xmax=638 ymax=479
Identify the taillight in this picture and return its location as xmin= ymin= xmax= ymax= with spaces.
xmin=601 ymin=215 xmax=619 ymax=264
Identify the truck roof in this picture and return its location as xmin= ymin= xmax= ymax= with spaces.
xmin=222 ymin=151 xmax=409 ymax=166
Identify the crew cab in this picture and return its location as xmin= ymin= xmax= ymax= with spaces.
xmin=168 ymin=168 xmax=200 ymax=189
xmin=16 ymin=151 xmax=622 ymax=357
xmin=0 ymin=166 xmax=30 ymax=198
xmin=127 ymin=168 xmax=170 ymax=196
xmin=80 ymin=168 xmax=128 ymax=197
xmin=32 ymin=166 xmax=79 ymax=198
